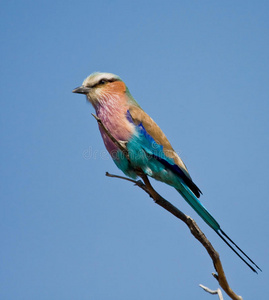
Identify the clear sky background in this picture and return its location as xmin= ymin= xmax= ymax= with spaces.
xmin=1 ymin=1 xmax=269 ymax=299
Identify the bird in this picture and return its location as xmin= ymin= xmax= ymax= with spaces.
xmin=73 ymin=72 xmax=260 ymax=273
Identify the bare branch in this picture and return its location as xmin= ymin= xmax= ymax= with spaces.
xmin=106 ymin=172 xmax=243 ymax=300
xmin=200 ymin=284 xmax=224 ymax=300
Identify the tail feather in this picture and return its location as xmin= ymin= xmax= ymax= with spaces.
xmin=219 ymin=229 xmax=262 ymax=272
xmin=216 ymin=230 xmax=258 ymax=273
xmin=176 ymin=185 xmax=220 ymax=231
xmin=176 ymin=183 xmax=261 ymax=273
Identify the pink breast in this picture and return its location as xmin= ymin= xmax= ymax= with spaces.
xmin=96 ymin=104 xmax=134 ymax=155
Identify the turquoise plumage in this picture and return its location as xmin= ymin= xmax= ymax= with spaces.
xmin=124 ymin=111 xmax=220 ymax=231
xmin=73 ymin=72 xmax=260 ymax=273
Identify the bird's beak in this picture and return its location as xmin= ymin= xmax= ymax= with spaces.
xmin=72 ymin=86 xmax=91 ymax=94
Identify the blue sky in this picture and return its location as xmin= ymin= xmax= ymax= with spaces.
xmin=1 ymin=1 xmax=269 ymax=299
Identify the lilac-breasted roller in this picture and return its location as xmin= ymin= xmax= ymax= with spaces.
xmin=73 ymin=72 xmax=260 ymax=273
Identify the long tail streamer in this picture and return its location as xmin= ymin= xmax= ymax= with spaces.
xmin=217 ymin=229 xmax=262 ymax=273
xmin=177 ymin=183 xmax=261 ymax=273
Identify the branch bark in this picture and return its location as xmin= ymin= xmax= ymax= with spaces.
xmin=92 ymin=114 xmax=243 ymax=300
xmin=106 ymin=172 xmax=242 ymax=300
xmin=200 ymin=284 xmax=224 ymax=300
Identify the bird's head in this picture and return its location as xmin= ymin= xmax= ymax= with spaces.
xmin=72 ymin=72 xmax=128 ymax=109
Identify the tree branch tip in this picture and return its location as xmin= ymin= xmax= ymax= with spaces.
xmin=106 ymin=172 xmax=115 ymax=178
xmin=91 ymin=113 xmax=99 ymax=121
xmin=212 ymin=272 xmax=219 ymax=280
xmin=199 ymin=284 xmax=217 ymax=294
xmin=199 ymin=285 xmax=224 ymax=300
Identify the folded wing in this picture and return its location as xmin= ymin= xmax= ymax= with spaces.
xmin=128 ymin=105 xmax=202 ymax=198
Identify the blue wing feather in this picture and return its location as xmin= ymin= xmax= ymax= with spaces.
xmin=126 ymin=110 xmax=201 ymax=197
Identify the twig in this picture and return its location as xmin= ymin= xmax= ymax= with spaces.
xmin=105 ymin=172 xmax=150 ymax=195
xmin=93 ymin=114 xmax=243 ymax=300
xmin=200 ymin=284 xmax=224 ymax=300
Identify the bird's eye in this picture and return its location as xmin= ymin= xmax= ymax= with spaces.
xmin=99 ymin=79 xmax=107 ymax=85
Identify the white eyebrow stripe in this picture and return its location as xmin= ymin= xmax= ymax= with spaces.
xmin=83 ymin=72 xmax=121 ymax=87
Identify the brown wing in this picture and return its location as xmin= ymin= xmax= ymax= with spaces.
xmin=128 ymin=105 xmax=202 ymax=197
xmin=128 ymin=105 xmax=191 ymax=179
